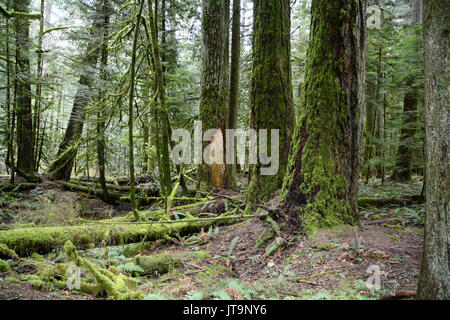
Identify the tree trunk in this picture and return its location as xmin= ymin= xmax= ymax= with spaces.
xmin=247 ymin=0 xmax=294 ymax=204
xmin=32 ymin=0 xmax=45 ymax=173
xmin=49 ymin=0 xmax=105 ymax=181
xmin=147 ymin=0 xmax=173 ymax=198
xmin=225 ymin=0 xmax=241 ymax=190
xmin=14 ymin=0 xmax=34 ymax=178
xmin=281 ymin=0 xmax=367 ymax=235
xmin=198 ymin=0 xmax=229 ymax=191
xmin=417 ymin=0 xmax=449 ymax=300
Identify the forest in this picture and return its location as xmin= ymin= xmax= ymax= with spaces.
xmin=0 ymin=0 xmax=448 ymax=301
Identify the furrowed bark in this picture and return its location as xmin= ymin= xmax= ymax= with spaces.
xmin=417 ymin=0 xmax=449 ymax=300
xmin=281 ymin=0 xmax=367 ymax=235
xmin=247 ymin=0 xmax=294 ymax=204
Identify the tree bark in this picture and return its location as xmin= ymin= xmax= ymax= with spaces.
xmin=225 ymin=0 xmax=241 ymax=190
xmin=14 ymin=0 xmax=34 ymax=178
xmin=417 ymin=0 xmax=449 ymax=300
xmin=281 ymin=0 xmax=367 ymax=235
xmin=247 ymin=0 xmax=294 ymax=204
xmin=198 ymin=0 xmax=229 ymax=191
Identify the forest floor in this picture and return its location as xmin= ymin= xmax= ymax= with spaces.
xmin=0 ymin=177 xmax=424 ymax=300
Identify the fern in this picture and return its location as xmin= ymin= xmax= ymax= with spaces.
xmin=117 ymin=263 xmax=145 ymax=274
xmin=227 ymin=236 xmax=240 ymax=258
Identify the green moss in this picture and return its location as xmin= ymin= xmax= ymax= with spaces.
xmin=313 ymin=243 xmax=340 ymax=251
xmin=382 ymin=224 xmax=408 ymax=232
xmin=280 ymin=1 xmax=364 ymax=235
xmin=0 ymin=211 xmax=239 ymax=256
xmin=0 ymin=243 xmax=18 ymax=259
xmin=64 ymin=240 xmax=142 ymax=300
xmin=0 ymin=258 xmax=10 ymax=272
xmin=254 ymin=229 xmax=275 ymax=249
xmin=5 ymin=276 xmax=19 ymax=283
xmin=31 ymin=252 xmax=45 ymax=262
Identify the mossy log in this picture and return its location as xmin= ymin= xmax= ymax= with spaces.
xmin=59 ymin=181 xmax=126 ymax=203
xmin=357 ymin=195 xmax=423 ymax=208
xmin=135 ymin=251 xmax=211 ymax=275
xmin=0 ymin=183 xmax=39 ymax=192
xmin=0 ymin=213 xmax=248 ymax=257
xmin=69 ymin=179 xmax=158 ymax=195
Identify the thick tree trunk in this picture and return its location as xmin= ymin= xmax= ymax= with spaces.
xmin=49 ymin=0 xmax=105 ymax=181
xmin=198 ymin=0 xmax=229 ymax=191
xmin=247 ymin=0 xmax=294 ymax=203
xmin=417 ymin=0 xmax=449 ymax=300
xmin=281 ymin=0 xmax=367 ymax=235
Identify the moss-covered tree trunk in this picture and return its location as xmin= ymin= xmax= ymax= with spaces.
xmin=247 ymin=0 xmax=294 ymax=204
xmin=198 ymin=0 xmax=229 ymax=191
xmin=417 ymin=0 xmax=449 ymax=300
xmin=14 ymin=0 xmax=34 ymax=178
xmin=280 ymin=0 xmax=367 ymax=235
xmin=147 ymin=0 xmax=173 ymax=198
xmin=49 ymin=0 xmax=104 ymax=181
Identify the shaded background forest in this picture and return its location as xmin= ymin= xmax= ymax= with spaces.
xmin=0 ymin=0 xmax=426 ymax=190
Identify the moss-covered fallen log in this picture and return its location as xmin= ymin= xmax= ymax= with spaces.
xmin=135 ymin=251 xmax=211 ymax=275
xmin=0 ymin=183 xmax=39 ymax=192
xmin=69 ymin=179 xmax=158 ymax=195
xmin=0 ymin=214 xmax=254 ymax=257
xmin=357 ymin=195 xmax=423 ymax=208
xmin=59 ymin=181 xmax=125 ymax=203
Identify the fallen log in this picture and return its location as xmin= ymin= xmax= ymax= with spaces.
xmin=0 ymin=183 xmax=39 ymax=192
xmin=357 ymin=195 xmax=423 ymax=208
xmin=135 ymin=251 xmax=211 ymax=276
xmin=59 ymin=181 xmax=126 ymax=203
xmin=0 ymin=213 xmax=258 ymax=257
